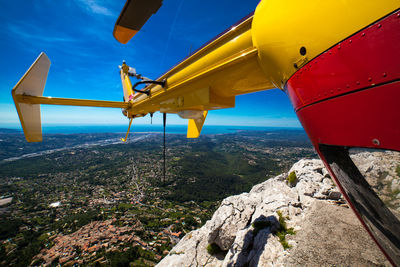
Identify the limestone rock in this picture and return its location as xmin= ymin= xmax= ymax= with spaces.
xmin=157 ymin=154 xmax=393 ymax=267
xmin=207 ymin=194 xmax=258 ymax=251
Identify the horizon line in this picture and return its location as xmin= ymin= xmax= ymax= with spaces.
xmin=0 ymin=124 xmax=304 ymax=129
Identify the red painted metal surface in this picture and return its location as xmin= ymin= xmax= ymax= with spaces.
xmin=286 ymin=10 xmax=400 ymax=112
xmin=286 ymin=10 xmax=400 ymax=151
xmin=297 ymin=81 xmax=400 ymax=150
xmin=285 ymin=10 xmax=400 ymax=265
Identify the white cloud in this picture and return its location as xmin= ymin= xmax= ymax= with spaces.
xmin=7 ymin=23 xmax=77 ymax=44
xmin=75 ymin=0 xmax=115 ymax=17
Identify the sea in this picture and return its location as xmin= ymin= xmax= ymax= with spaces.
xmin=1 ymin=124 xmax=303 ymax=135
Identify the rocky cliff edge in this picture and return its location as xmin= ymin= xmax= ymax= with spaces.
xmin=158 ymin=155 xmax=392 ymax=267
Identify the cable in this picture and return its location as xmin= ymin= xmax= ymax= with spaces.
xmin=163 ymin=113 xmax=166 ymax=185
xmin=132 ymin=80 xmax=165 ymax=95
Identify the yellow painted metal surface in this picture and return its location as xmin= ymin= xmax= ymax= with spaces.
xmin=12 ymin=53 xmax=50 ymax=142
xmin=187 ymin=111 xmax=208 ymax=138
xmin=121 ymin=118 xmax=133 ymax=142
xmin=252 ymin=0 xmax=400 ymax=89
xmin=15 ymin=95 xmax=129 ymax=109
xmin=120 ymin=63 xmax=134 ymax=102
xmin=118 ymin=17 xmax=275 ymax=137
xmin=158 ymin=87 xmax=234 ymax=112
xmin=125 ymin=16 xmax=273 ymax=117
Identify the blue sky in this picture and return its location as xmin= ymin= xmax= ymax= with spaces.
xmin=0 ymin=0 xmax=301 ymax=128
